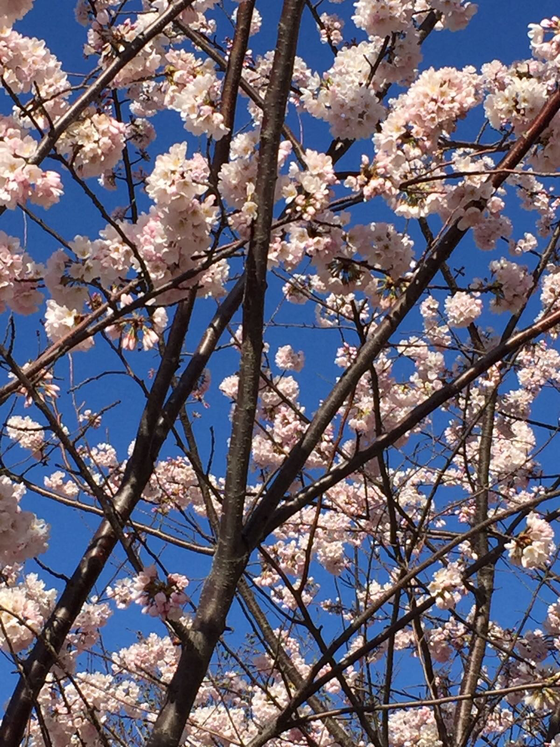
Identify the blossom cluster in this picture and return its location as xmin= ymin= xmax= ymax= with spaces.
xmin=4 ymin=3 xmax=560 ymax=747
xmin=131 ymin=565 xmax=189 ymax=621
xmin=0 ymin=0 xmax=34 ymax=28
xmin=0 ymin=477 xmax=49 ymax=567
xmin=506 ymin=512 xmax=556 ymax=569
xmin=6 ymin=415 xmax=45 ymax=458
xmin=0 ymin=230 xmax=43 ymax=315
xmin=0 ymin=119 xmax=62 ymax=210
xmin=0 ymin=572 xmax=56 ymax=653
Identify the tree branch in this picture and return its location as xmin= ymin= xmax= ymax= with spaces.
xmin=144 ymin=3 xmax=307 ymax=744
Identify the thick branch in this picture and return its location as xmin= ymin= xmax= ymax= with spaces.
xmin=144 ymin=3 xmax=306 ymax=746
xmin=0 ymin=281 xmax=242 ymax=746
xmin=243 ymin=85 xmax=560 ymax=549
xmin=237 ymin=578 xmax=358 ymax=747
xmin=211 ymin=0 xmax=256 ymax=176
xmin=221 ymin=0 xmax=305 ymax=558
xmin=454 ymin=393 xmax=497 ymax=746
xmin=263 ymin=303 xmax=560 ymax=537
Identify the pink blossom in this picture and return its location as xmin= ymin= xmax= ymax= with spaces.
xmin=489 ymin=257 xmax=532 ymax=313
xmin=132 ymin=565 xmax=189 ymax=621
xmin=106 ymin=301 xmax=168 ymax=352
xmin=0 ymin=29 xmax=67 ymax=115
xmin=0 ymin=131 xmax=62 ymax=210
xmin=111 ymin=632 xmax=179 ymax=684
xmin=6 ymin=415 xmax=44 ymax=459
xmin=283 ymin=149 xmax=337 ymax=219
xmin=0 ymin=0 xmax=34 ymax=27
xmin=425 ymin=0 xmax=478 ymax=31
xmin=0 ymin=574 xmax=55 ymax=654
xmin=529 ymin=16 xmax=560 ymax=62
xmin=44 ymin=471 xmax=80 ymax=498
xmin=301 ymin=42 xmax=387 ymax=139
xmin=485 ymin=75 xmax=548 ymax=134
xmin=44 ymin=300 xmax=94 ymax=351
xmin=0 ymin=231 xmax=42 ymax=315
xmin=444 ymin=291 xmax=483 ymax=327
xmin=275 ymin=345 xmax=305 ymax=372
xmin=58 ymin=112 xmax=127 ymax=179
xmin=319 ymin=13 xmax=343 ymax=46
xmin=107 ymin=578 xmax=136 ymax=610
xmin=164 ymin=50 xmax=228 ymax=140
xmin=69 ymin=602 xmax=112 ymax=653
xmin=353 ymin=0 xmax=415 ymax=37
xmin=145 ymin=456 xmax=205 ymax=514
xmin=0 ymin=477 xmax=49 ymax=566
xmin=505 ymin=512 xmax=555 ymax=569
xmin=510 ymin=232 xmax=538 ymax=256
xmin=388 ymin=706 xmax=442 ymax=747
xmin=219 ymin=374 xmax=239 ymax=400
xmin=428 ymin=562 xmax=466 ymax=609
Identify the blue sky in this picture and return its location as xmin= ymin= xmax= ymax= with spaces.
xmin=2 ymin=0 xmax=560 ymax=731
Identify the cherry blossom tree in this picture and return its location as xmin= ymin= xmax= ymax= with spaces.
xmin=2 ymin=1 xmax=560 ymax=746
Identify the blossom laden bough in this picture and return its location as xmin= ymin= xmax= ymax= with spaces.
xmin=3 ymin=2 xmax=560 ymax=747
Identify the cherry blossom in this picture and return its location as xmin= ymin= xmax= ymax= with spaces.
xmin=444 ymin=291 xmax=483 ymax=327
xmin=58 ymin=112 xmax=127 ymax=179
xmin=510 ymin=231 xmax=538 ymax=256
xmin=388 ymin=706 xmax=443 ymax=747
xmin=505 ymin=512 xmax=556 ymax=569
xmin=0 ymin=125 xmax=62 ymax=210
xmin=6 ymin=415 xmax=44 ymax=458
xmin=0 ymin=477 xmax=49 ymax=566
xmin=44 ymin=470 xmax=80 ymax=498
xmin=318 ymin=12 xmax=343 ymax=46
xmin=0 ymin=0 xmax=34 ymax=28
xmin=0 ymin=231 xmax=43 ymax=314
xmin=489 ymin=257 xmax=532 ymax=313
xmin=164 ymin=50 xmax=228 ymax=140
xmin=111 ymin=632 xmax=179 ymax=684
xmin=44 ymin=300 xmax=94 ymax=350
xmin=2 ymin=4 xmax=560 ymax=747
xmin=131 ymin=565 xmax=189 ymax=621
xmin=275 ymin=345 xmax=305 ymax=372
xmin=428 ymin=562 xmax=466 ymax=609
xmin=529 ymin=16 xmax=560 ymax=63
xmin=0 ymin=573 xmax=55 ymax=653
xmin=106 ymin=300 xmax=168 ymax=351
xmin=353 ymin=0 xmax=415 ymax=38
xmin=301 ymin=41 xmax=387 ymax=139
xmin=0 ymin=29 xmax=68 ymax=112
xmin=283 ymin=149 xmax=338 ymax=219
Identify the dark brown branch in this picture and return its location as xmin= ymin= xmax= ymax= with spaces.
xmin=0 ymin=0 xmax=196 ymax=225
xmin=211 ymin=0 xmax=256 ymax=176
xmin=243 ymin=86 xmax=560 ymax=552
xmin=144 ymin=3 xmax=306 ymax=744
xmin=0 ymin=278 xmax=243 ymax=746
xmin=263 ymin=302 xmax=560 ymax=536
xmin=237 ymin=578 xmax=358 ymax=747
xmin=453 ymin=392 xmax=497 ymax=746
